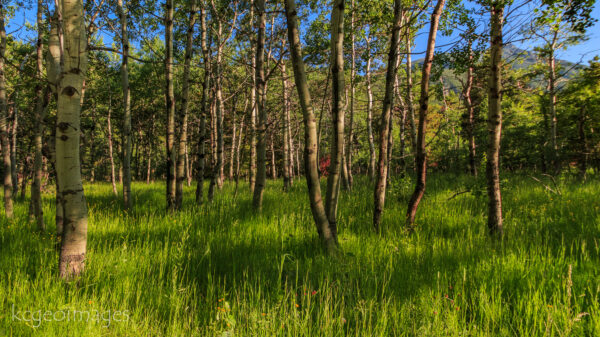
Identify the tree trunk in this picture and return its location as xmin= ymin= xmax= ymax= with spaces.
xmin=486 ymin=2 xmax=504 ymax=236
xmin=285 ymin=0 xmax=337 ymax=252
xmin=165 ymin=0 xmax=176 ymax=211
xmin=30 ymin=0 xmax=47 ymax=230
xmin=117 ymin=0 xmax=132 ymax=209
xmin=373 ymin=0 xmax=402 ymax=231
xmin=325 ymin=0 xmax=345 ymax=230
xmin=365 ymin=38 xmax=376 ymax=181
xmin=215 ymin=22 xmax=225 ymax=189
xmin=249 ymin=0 xmax=257 ymax=192
xmin=578 ymin=105 xmax=588 ymax=180
xmin=0 ymin=6 xmax=13 ymax=219
xmin=281 ymin=57 xmax=291 ymax=191
xmin=252 ymin=0 xmax=267 ymax=210
xmin=196 ymin=3 xmax=209 ymax=205
xmin=55 ymin=0 xmax=89 ymax=279
xmin=345 ymin=0 xmax=355 ymax=190
xmin=406 ymin=0 xmax=445 ymax=227
xmin=107 ymin=87 xmax=118 ymax=195
xmin=175 ymin=0 xmax=198 ymax=209
xmin=11 ymin=103 xmax=18 ymax=198
xmin=548 ymin=43 xmax=559 ymax=173
xmin=229 ymin=108 xmax=237 ymax=180
xmin=464 ymin=48 xmax=477 ymax=176
xmin=405 ymin=29 xmax=417 ymax=162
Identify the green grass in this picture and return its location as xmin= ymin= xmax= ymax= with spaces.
xmin=1 ymin=173 xmax=599 ymax=336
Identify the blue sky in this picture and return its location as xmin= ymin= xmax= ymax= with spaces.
xmin=6 ymin=0 xmax=600 ymax=65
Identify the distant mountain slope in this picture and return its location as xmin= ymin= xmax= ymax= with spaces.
xmin=415 ymin=44 xmax=583 ymax=93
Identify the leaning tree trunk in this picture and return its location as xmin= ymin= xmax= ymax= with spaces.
xmin=406 ymin=0 xmax=445 ymax=227
xmin=324 ymin=0 xmax=345 ymax=230
xmin=463 ymin=48 xmax=477 ymax=176
xmin=30 ymin=0 xmax=47 ymax=230
xmin=175 ymin=0 xmax=198 ymax=209
xmin=285 ymin=0 xmax=338 ymax=252
xmin=0 ymin=6 xmax=13 ymax=219
xmin=55 ymin=0 xmax=89 ymax=279
xmin=117 ymin=0 xmax=132 ymax=209
xmin=486 ymin=2 xmax=504 ymax=236
xmin=373 ymin=0 xmax=402 ymax=231
xmin=214 ymin=22 xmax=225 ymax=189
xmin=165 ymin=0 xmax=176 ymax=211
xmin=252 ymin=0 xmax=267 ymax=210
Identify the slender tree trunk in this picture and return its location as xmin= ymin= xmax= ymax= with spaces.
xmin=30 ymin=0 xmax=47 ymax=230
xmin=117 ymin=0 xmax=132 ymax=209
xmin=55 ymin=0 xmax=89 ymax=279
xmin=395 ymin=73 xmax=407 ymax=174
xmin=11 ymin=104 xmax=17 ymax=197
xmin=235 ymin=112 xmax=244 ymax=181
xmin=464 ymin=48 xmax=477 ymax=176
xmin=486 ymin=2 xmax=504 ymax=236
xmin=165 ymin=0 xmax=176 ymax=211
xmin=252 ymin=0 xmax=267 ymax=210
xmin=548 ymin=43 xmax=559 ymax=173
xmin=365 ymin=39 xmax=376 ymax=181
xmin=285 ymin=0 xmax=338 ymax=252
xmin=346 ymin=0 xmax=355 ymax=190
xmin=175 ymin=0 xmax=198 ymax=209
xmin=405 ymin=29 xmax=417 ymax=160
xmin=406 ymin=0 xmax=445 ymax=227
xmin=107 ymin=88 xmax=117 ymax=195
xmin=578 ymin=105 xmax=588 ymax=180
xmin=229 ymin=109 xmax=237 ymax=180
xmin=373 ymin=1 xmax=402 ymax=230
xmin=215 ymin=22 xmax=225 ymax=189
xmin=0 ymin=6 xmax=13 ymax=219
xmin=281 ymin=56 xmax=291 ymax=190
xmin=325 ymin=0 xmax=346 ymax=230
xmin=270 ymin=132 xmax=276 ymax=179
xmin=249 ymin=0 xmax=257 ymax=192
xmin=196 ymin=3 xmax=209 ymax=205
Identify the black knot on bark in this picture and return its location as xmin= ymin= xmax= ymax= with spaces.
xmin=62 ymin=86 xmax=77 ymax=97
xmin=60 ymin=135 xmax=69 ymax=141
xmin=58 ymin=122 xmax=70 ymax=131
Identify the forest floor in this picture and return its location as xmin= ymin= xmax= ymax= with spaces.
xmin=1 ymin=173 xmax=599 ymax=336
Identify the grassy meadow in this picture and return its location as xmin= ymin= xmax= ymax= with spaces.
xmin=1 ymin=174 xmax=599 ymax=336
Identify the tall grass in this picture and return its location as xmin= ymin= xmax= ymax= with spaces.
xmin=1 ymin=174 xmax=599 ymax=336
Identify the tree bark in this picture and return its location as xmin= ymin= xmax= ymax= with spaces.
xmin=30 ymin=0 xmax=47 ymax=230
xmin=249 ymin=0 xmax=257 ymax=192
xmin=345 ymin=0 xmax=355 ymax=190
xmin=165 ymin=0 xmax=176 ymax=211
xmin=365 ymin=38 xmax=376 ymax=181
xmin=281 ymin=56 xmax=291 ymax=191
xmin=196 ymin=3 xmax=209 ymax=205
xmin=405 ymin=28 xmax=417 ymax=161
xmin=0 ymin=5 xmax=13 ymax=219
xmin=284 ymin=0 xmax=338 ymax=252
xmin=406 ymin=0 xmax=445 ymax=227
xmin=373 ymin=0 xmax=402 ymax=231
xmin=324 ymin=0 xmax=345 ymax=230
xmin=107 ymin=88 xmax=117 ymax=195
xmin=252 ymin=0 xmax=267 ymax=210
xmin=175 ymin=0 xmax=198 ymax=209
xmin=463 ymin=48 xmax=477 ymax=176
xmin=117 ymin=0 xmax=132 ymax=209
xmin=55 ymin=0 xmax=89 ymax=279
xmin=486 ymin=2 xmax=504 ymax=236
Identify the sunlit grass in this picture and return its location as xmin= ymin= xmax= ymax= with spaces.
xmin=1 ymin=173 xmax=599 ymax=336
